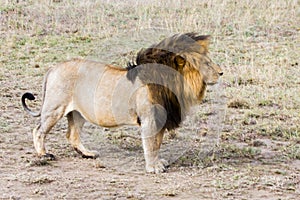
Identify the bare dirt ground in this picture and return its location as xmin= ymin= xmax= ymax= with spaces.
xmin=0 ymin=0 xmax=299 ymax=199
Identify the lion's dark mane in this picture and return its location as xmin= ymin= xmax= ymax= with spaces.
xmin=126 ymin=33 xmax=208 ymax=130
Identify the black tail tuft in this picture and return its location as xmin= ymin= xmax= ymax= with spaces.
xmin=21 ymin=92 xmax=40 ymax=117
xmin=22 ymin=92 xmax=35 ymax=101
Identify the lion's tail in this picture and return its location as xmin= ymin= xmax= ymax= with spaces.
xmin=21 ymin=67 xmax=53 ymax=118
xmin=21 ymin=92 xmax=41 ymax=117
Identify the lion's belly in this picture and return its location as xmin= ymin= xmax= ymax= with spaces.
xmin=73 ymin=64 xmax=139 ymax=127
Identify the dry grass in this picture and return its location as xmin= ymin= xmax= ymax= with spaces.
xmin=1 ymin=0 xmax=299 ymax=164
xmin=0 ymin=0 xmax=299 ymax=199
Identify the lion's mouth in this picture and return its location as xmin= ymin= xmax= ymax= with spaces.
xmin=205 ymin=80 xmax=219 ymax=85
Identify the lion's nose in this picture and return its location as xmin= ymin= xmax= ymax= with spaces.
xmin=219 ymin=72 xmax=223 ymax=76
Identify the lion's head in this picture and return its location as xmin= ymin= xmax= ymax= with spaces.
xmin=127 ymin=33 xmax=223 ymax=130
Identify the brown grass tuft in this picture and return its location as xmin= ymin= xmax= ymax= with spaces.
xmin=228 ymin=98 xmax=250 ymax=109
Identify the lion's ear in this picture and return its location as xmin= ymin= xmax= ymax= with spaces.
xmin=197 ymin=35 xmax=210 ymax=53
xmin=175 ymin=55 xmax=186 ymax=69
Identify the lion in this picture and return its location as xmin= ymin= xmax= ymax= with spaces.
xmin=21 ymin=33 xmax=223 ymax=173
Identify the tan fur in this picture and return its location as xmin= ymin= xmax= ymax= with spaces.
xmin=22 ymin=33 xmax=222 ymax=173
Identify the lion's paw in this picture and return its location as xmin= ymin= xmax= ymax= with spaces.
xmin=81 ymin=151 xmax=99 ymax=159
xmin=74 ymin=148 xmax=99 ymax=159
xmin=146 ymin=159 xmax=169 ymax=174
xmin=40 ymin=153 xmax=56 ymax=161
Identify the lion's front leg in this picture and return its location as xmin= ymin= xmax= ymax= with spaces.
xmin=142 ymin=129 xmax=168 ymax=173
xmin=136 ymin=87 xmax=169 ymax=173
xmin=141 ymin=115 xmax=168 ymax=173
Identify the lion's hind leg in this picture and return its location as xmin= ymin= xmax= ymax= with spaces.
xmin=66 ymin=111 xmax=99 ymax=159
xmin=33 ymin=111 xmax=64 ymax=160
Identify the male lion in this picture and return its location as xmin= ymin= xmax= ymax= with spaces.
xmin=21 ymin=33 xmax=223 ymax=173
